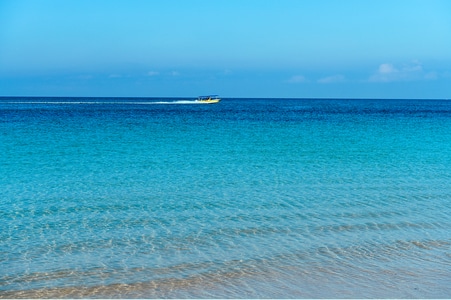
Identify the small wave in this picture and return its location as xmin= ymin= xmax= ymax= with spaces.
xmin=153 ymin=100 xmax=203 ymax=105
xmin=2 ymin=100 xmax=205 ymax=105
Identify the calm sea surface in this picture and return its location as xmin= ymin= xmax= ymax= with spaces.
xmin=1 ymin=97 xmax=450 ymax=298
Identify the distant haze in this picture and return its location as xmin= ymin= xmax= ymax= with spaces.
xmin=1 ymin=0 xmax=450 ymax=98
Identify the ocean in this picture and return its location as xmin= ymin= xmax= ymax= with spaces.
xmin=1 ymin=97 xmax=450 ymax=298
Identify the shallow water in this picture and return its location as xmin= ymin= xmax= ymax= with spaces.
xmin=1 ymin=97 xmax=450 ymax=298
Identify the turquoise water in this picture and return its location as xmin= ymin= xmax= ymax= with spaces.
xmin=1 ymin=97 xmax=450 ymax=298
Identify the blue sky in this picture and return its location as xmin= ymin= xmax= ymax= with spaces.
xmin=1 ymin=0 xmax=450 ymax=98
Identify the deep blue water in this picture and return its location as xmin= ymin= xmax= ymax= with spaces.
xmin=1 ymin=97 xmax=450 ymax=298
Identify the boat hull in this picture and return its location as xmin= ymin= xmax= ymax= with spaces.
xmin=196 ymin=99 xmax=221 ymax=104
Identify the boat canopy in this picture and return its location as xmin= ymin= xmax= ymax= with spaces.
xmin=198 ymin=95 xmax=219 ymax=100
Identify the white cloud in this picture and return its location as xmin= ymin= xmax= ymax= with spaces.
xmin=288 ymin=75 xmax=308 ymax=83
xmin=223 ymin=69 xmax=233 ymax=75
xmin=147 ymin=71 xmax=159 ymax=76
xmin=318 ymin=74 xmax=345 ymax=84
xmin=169 ymin=71 xmax=180 ymax=76
xmin=378 ymin=63 xmax=398 ymax=74
xmin=424 ymin=72 xmax=438 ymax=80
xmin=369 ymin=61 xmax=427 ymax=82
xmin=76 ymin=74 xmax=94 ymax=80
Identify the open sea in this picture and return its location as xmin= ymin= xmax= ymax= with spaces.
xmin=1 ymin=97 xmax=450 ymax=298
